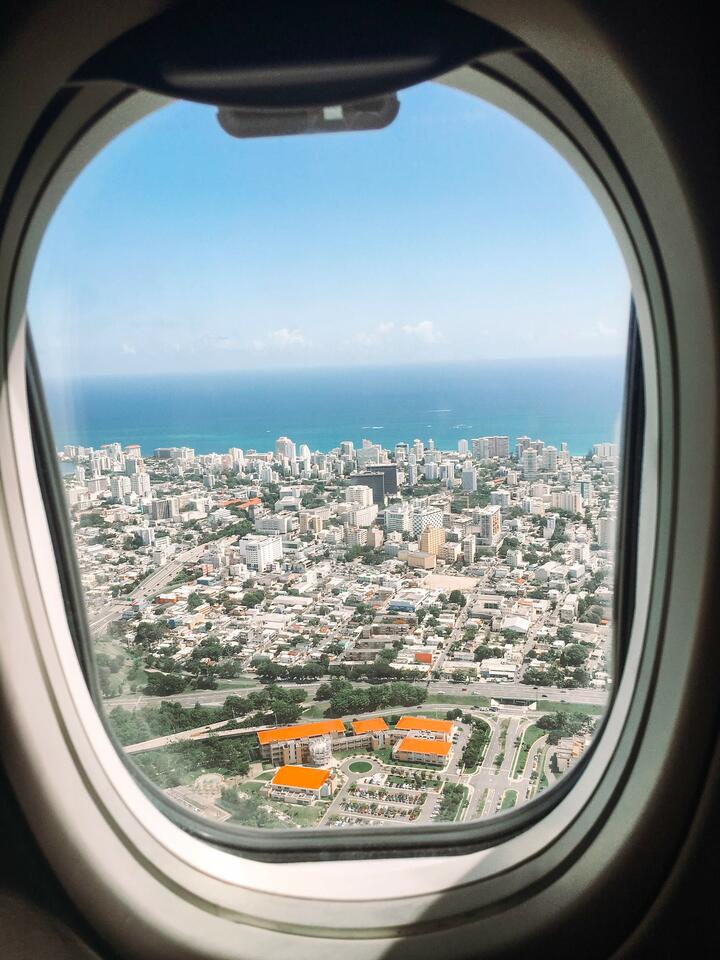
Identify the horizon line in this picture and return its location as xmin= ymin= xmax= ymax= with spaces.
xmin=43 ymin=354 xmax=626 ymax=382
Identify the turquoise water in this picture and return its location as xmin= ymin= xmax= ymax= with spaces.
xmin=43 ymin=358 xmax=625 ymax=457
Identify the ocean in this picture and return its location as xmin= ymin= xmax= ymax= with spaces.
xmin=43 ymin=358 xmax=625 ymax=457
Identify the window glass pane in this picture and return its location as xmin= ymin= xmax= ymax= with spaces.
xmin=29 ymin=78 xmax=630 ymax=831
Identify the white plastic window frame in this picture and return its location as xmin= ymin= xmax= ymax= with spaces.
xmin=2 ymin=19 xmax=708 ymax=956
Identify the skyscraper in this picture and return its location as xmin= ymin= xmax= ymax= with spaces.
xmin=275 ymin=436 xmax=296 ymax=461
xmin=461 ymin=467 xmax=477 ymax=492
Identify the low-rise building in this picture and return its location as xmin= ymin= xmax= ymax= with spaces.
xmin=394 ymin=716 xmax=454 ymax=740
xmin=257 ymin=719 xmax=345 ymax=765
xmin=393 ymin=736 xmax=451 ymax=767
xmin=268 ymin=765 xmax=334 ymax=804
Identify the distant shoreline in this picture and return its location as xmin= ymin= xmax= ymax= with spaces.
xmin=44 ymin=357 xmax=625 ymax=457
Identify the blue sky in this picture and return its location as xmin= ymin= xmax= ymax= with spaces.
xmin=29 ymin=80 xmax=630 ymax=377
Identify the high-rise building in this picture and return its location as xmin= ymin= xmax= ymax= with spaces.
xmin=413 ymin=439 xmax=424 ymax=461
xmin=593 ymin=442 xmax=618 ymax=460
xmin=542 ymin=446 xmax=558 ymax=472
xmin=576 ymin=478 xmax=595 ymax=504
xmin=130 ymin=473 xmax=151 ymax=498
xmin=394 ymin=442 xmax=408 ymax=461
xmin=551 ymin=491 xmax=584 ymax=513
xmin=420 ymin=526 xmax=446 ymax=556
xmin=340 ymin=441 xmax=354 ymax=458
xmin=365 ymin=465 xmax=399 ymax=495
xmin=463 ymin=535 xmax=476 ymax=564
xmin=461 ymin=467 xmax=477 ymax=492
xmin=598 ymin=515 xmax=617 ymax=548
xmin=237 ymin=534 xmax=283 ymax=571
xmin=345 ymin=527 xmax=368 ymax=548
xmin=110 ymin=476 xmax=131 ymax=500
xmin=521 ymin=448 xmax=539 ymax=479
xmin=411 ymin=506 xmax=444 ymax=537
xmin=516 ymin=436 xmax=532 ymax=457
xmin=275 ymin=436 xmax=296 ymax=462
xmin=356 ymin=445 xmax=381 ymax=468
xmin=424 ymin=462 xmax=439 ymax=481
xmin=458 ymin=439 xmax=469 ymax=456
xmin=490 ymin=489 xmax=511 ymax=508
xmin=366 ymin=528 xmax=385 ymax=549
xmin=475 ymin=505 xmax=502 ymax=546
xmin=150 ymin=497 xmax=179 ymax=521
xmin=385 ymin=503 xmax=411 ymax=533
xmin=472 ymin=437 xmax=489 ymax=460
xmin=349 ymin=472 xmax=385 ymax=505
xmin=345 ymin=484 xmax=374 ymax=508
xmin=344 ymin=504 xmax=379 ymax=528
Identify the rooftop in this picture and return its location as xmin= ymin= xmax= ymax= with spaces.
xmin=351 ymin=717 xmax=389 ymax=735
xmin=396 ymin=736 xmax=451 ymax=757
xmin=270 ymin=765 xmax=330 ymax=790
xmin=257 ymin=718 xmax=345 ymax=745
xmin=395 ymin=715 xmax=454 ymax=735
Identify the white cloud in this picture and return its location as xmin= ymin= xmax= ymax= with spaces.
xmin=401 ymin=320 xmax=441 ymax=344
xmin=354 ymin=322 xmax=395 ymax=347
xmin=121 ymin=342 xmax=136 ymax=355
xmin=269 ymin=327 xmax=307 ymax=347
xmin=595 ymin=320 xmax=618 ymax=338
xmin=244 ymin=328 xmax=308 ymax=351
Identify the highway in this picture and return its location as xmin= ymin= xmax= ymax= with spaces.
xmin=105 ymin=677 xmax=608 ymax=712
xmin=88 ymin=542 xmax=210 ymax=632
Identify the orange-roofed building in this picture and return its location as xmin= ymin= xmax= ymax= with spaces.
xmin=394 ymin=736 xmax=452 ymax=767
xmin=268 ymin=765 xmax=333 ymax=804
xmin=395 ymin=716 xmax=455 ymax=740
xmin=415 ymin=651 xmax=433 ymax=664
xmin=257 ymin=719 xmax=345 ymax=765
xmin=351 ymin=717 xmax=389 ymax=735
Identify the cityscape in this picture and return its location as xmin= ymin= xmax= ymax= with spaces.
xmin=60 ymin=430 xmax=618 ymax=830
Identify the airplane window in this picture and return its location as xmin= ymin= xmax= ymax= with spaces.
xmin=27 ymin=77 xmax=632 ymax=837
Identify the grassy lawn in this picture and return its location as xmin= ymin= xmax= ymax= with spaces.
xmin=425 ymin=693 xmax=491 ymax=708
xmin=500 ymin=789 xmax=518 ymax=810
xmin=493 ymin=718 xmax=509 ymax=767
xmin=539 ymin=700 xmax=605 ymax=715
xmin=512 ymin=724 xmax=544 ymax=778
xmin=288 ymin=801 xmax=330 ymax=827
xmin=302 ymin=701 xmax=330 ymax=719
xmin=225 ymin=780 xmax=329 ymax=828
xmin=255 ymin=771 xmax=274 ymax=781
xmin=436 ymin=783 xmax=469 ymax=822
xmin=238 ymin=780 xmax=263 ymax=795
xmin=348 ymin=760 xmax=373 ymax=774
xmin=215 ymin=677 xmax=258 ymax=690
xmin=476 ymin=788 xmax=489 ymax=817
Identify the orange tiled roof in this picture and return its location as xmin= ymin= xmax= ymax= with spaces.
xmin=395 ymin=715 xmax=454 ymax=735
xmin=257 ymin=718 xmax=344 ymax=745
xmin=415 ymin=652 xmax=433 ymax=663
xmin=271 ymin=765 xmax=330 ymax=790
xmin=396 ymin=736 xmax=451 ymax=757
xmin=351 ymin=717 xmax=389 ymax=735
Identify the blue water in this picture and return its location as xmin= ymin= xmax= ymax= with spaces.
xmin=43 ymin=359 xmax=625 ymax=457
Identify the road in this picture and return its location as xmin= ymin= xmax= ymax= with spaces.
xmin=105 ymin=676 xmax=608 ymax=712
xmin=108 ymin=677 xmax=609 ymax=711
xmin=88 ymin=542 xmax=212 ymax=631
